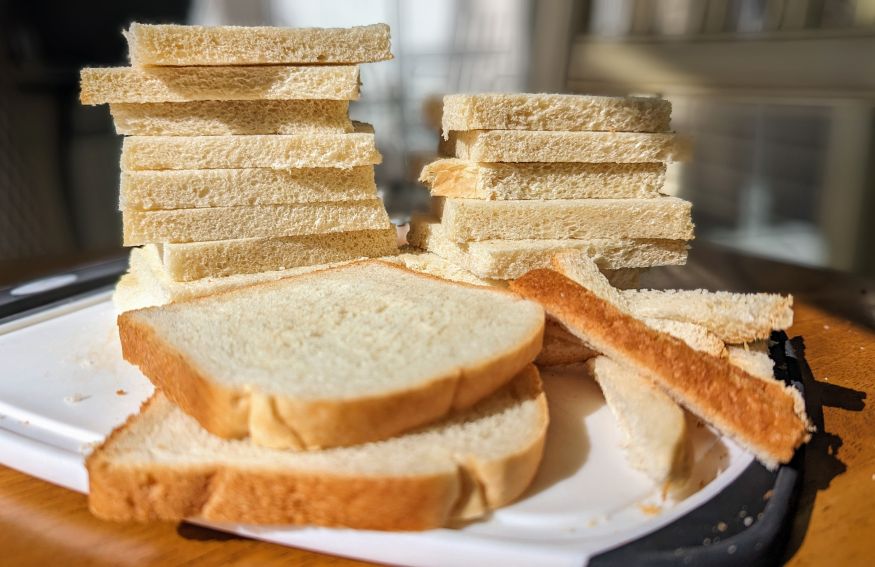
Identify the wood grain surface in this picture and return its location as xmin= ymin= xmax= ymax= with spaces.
xmin=0 ymin=244 xmax=872 ymax=566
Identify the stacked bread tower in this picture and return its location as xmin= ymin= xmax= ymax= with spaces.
xmin=80 ymin=24 xmax=397 ymax=300
xmin=409 ymin=94 xmax=692 ymax=286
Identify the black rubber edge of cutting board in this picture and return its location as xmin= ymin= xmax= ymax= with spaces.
xmin=589 ymin=330 xmax=815 ymax=567
xmin=0 ymin=255 xmax=129 ymax=324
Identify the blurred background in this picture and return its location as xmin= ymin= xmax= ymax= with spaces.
xmin=1 ymin=0 xmax=873 ymax=276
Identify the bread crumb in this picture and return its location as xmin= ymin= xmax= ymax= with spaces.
xmin=763 ymin=489 xmax=774 ymax=500
xmin=639 ymin=503 xmax=662 ymax=516
xmin=116 ymin=389 xmax=127 ymax=396
xmin=823 ymin=324 xmax=830 ymax=330
xmin=716 ymin=521 xmax=727 ymax=532
xmin=744 ymin=516 xmax=754 ymax=527
xmin=64 ymin=393 xmax=90 ymax=405
xmin=703 ymin=537 xmax=712 ymax=546
xmin=728 ymin=544 xmax=738 ymax=554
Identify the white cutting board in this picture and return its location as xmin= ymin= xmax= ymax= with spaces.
xmin=0 ymin=290 xmax=753 ymax=566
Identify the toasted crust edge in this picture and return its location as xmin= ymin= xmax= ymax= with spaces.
xmin=510 ymin=269 xmax=810 ymax=469
xmin=86 ymin=366 xmax=548 ymax=530
xmin=117 ymin=260 xmax=544 ymax=450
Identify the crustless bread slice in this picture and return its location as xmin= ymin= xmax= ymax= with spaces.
xmin=509 ymin=269 xmax=810 ymax=469
xmin=420 ymin=158 xmax=666 ymax=200
xmin=118 ymin=261 xmax=545 ymax=450
xmin=120 ymin=167 xmax=377 ymax=210
xmin=434 ymin=197 xmax=694 ymax=242
xmin=120 ymin=125 xmax=380 ymax=171
xmin=122 ymin=200 xmax=391 ymax=245
xmin=80 ymin=66 xmax=360 ymax=104
xmin=87 ymin=365 xmax=547 ymax=530
xmin=441 ymin=93 xmax=671 ymax=137
xmin=125 ymin=23 xmax=392 ymax=65
xmin=445 ymin=130 xmax=676 ymax=163
xmin=110 ymin=100 xmax=353 ymax=136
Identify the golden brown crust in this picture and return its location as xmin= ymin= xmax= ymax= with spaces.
xmin=86 ymin=367 xmax=548 ymax=530
xmin=117 ymin=260 xmax=544 ymax=450
xmin=509 ymin=269 xmax=810 ymax=467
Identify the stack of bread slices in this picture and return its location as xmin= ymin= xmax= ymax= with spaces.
xmin=80 ymin=23 xmax=399 ymax=310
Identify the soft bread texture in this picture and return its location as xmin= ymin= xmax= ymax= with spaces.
xmin=80 ymin=66 xmax=360 ymax=104
xmin=434 ymin=197 xmax=694 ymax=242
xmin=509 ymin=269 xmax=810 ymax=469
xmin=122 ymin=201 xmax=391 ymax=245
xmin=420 ymin=158 xmax=666 ymax=200
xmin=118 ymin=261 xmax=545 ymax=450
xmin=121 ymin=127 xmax=380 ymax=171
xmin=408 ymin=219 xmax=686 ymax=278
xmin=110 ymin=100 xmax=352 ymax=136
xmin=125 ymin=23 xmax=392 ymax=65
xmin=536 ymin=319 xmax=597 ymax=366
xmin=86 ymin=365 xmax=548 ymax=530
xmin=120 ymin=167 xmax=376 ymax=210
xmin=622 ymin=289 xmax=794 ymax=343
xmin=442 ymin=94 xmax=671 ymax=137
xmin=586 ymin=357 xmax=691 ymax=487
xmin=643 ymin=319 xmax=726 ymax=358
xmin=390 ymin=250 xmax=494 ymax=287
xmin=160 ymin=228 xmax=398 ymax=281
xmin=446 ymin=130 xmax=676 ymax=163
xmin=727 ymin=344 xmax=775 ymax=381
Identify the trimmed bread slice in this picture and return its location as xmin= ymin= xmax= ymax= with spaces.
xmin=727 ymin=343 xmax=775 ymax=381
xmin=80 ymin=66 xmax=359 ymax=104
xmin=586 ymin=356 xmax=691 ymax=488
xmin=434 ymin=197 xmax=694 ymax=242
xmin=622 ymin=289 xmax=794 ymax=343
xmin=87 ymin=365 xmax=547 ymax=529
xmin=446 ymin=130 xmax=676 ymax=163
xmin=120 ymin=167 xmax=376 ymax=210
xmin=114 ymin=247 xmax=488 ymax=312
xmin=509 ymin=269 xmax=810 ymax=469
xmin=420 ymin=158 xmax=666 ymax=200
xmin=121 ymin=125 xmax=380 ymax=171
xmin=536 ymin=318 xmax=598 ymax=366
xmin=125 ymin=23 xmax=392 ymax=66
xmin=110 ymin=100 xmax=352 ymax=136
xmin=408 ymin=219 xmax=687 ymax=278
xmin=160 ymin=228 xmax=398 ymax=281
xmin=442 ymin=94 xmax=671 ymax=137
xmin=122 ymin=201 xmax=391 ymax=245
xmin=118 ymin=261 xmax=545 ymax=450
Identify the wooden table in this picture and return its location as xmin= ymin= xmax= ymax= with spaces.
xmin=1 ymin=244 xmax=872 ymax=566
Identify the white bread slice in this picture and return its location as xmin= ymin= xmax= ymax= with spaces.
xmin=435 ymin=197 xmax=693 ymax=242
xmin=390 ymin=250 xmax=494 ymax=287
xmin=586 ymin=356 xmax=691 ymax=487
xmin=121 ymin=125 xmax=380 ymax=171
xmin=509 ymin=269 xmax=810 ymax=469
xmin=125 ymin=23 xmax=392 ymax=66
xmin=446 ymin=130 xmax=676 ymax=163
xmin=110 ymin=100 xmax=352 ymax=136
xmin=420 ymin=158 xmax=666 ymax=200
xmin=120 ymin=167 xmax=376 ymax=210
xmin=122 ymin=200 xmax=391 ymax=245
xmin=118 ymin=261 xmax=545 ymax=450
xmin=160 ymin=228 xmax=398 ymax=281
xmin=80 ymin=66 xmax=359 ymax=104
xmin=408 ymin=219 xmax=686 ymax=278
xmin=622 ymin=289 xmax=794 ymax=343
xmin=86 ymin=365 xmax=547 ymax=530
xmin=442 ymin=94 xmax=671 ymax=137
